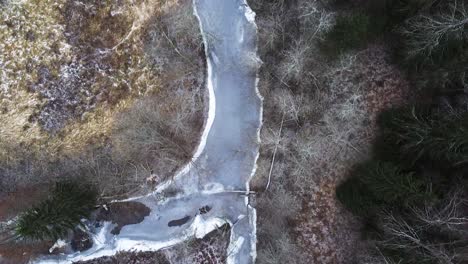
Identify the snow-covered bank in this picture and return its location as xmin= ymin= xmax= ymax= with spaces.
xmin=34 ymin=0 xmax=262 ymax=263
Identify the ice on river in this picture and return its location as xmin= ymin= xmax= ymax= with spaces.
xmin=34 ymin=0 xmax=261 ymax=263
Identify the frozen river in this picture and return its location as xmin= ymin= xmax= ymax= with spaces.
xmin=35 ymin=0 xmax=262 ymax=263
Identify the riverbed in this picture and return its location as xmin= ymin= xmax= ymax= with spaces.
xmin=35 ymin=0 xmax=262 ymax=263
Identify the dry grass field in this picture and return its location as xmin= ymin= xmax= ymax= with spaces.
xmin=0 ymin=0 xmax=205 ymax=261
xmin=0 ymin=0 xmax=205 ymax=196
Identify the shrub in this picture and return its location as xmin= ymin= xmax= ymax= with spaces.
xmin=15 ymin=181 xmax=97 ymax=240
xmin=255 ymin=179 xmax=303 ymax=263
xmin=111 ymin=92 xmax=201 ymax=177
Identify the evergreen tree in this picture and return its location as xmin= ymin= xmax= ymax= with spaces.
xmin=357 ymin=161 xmax=428 ymax=205
xmin=336 ymin=176 xmax=378 ymax=217
xmin=377 ymin=106 xmax=468 ymax=166
xmin=324 ymin=13 xmax=371 ymax=54
xmin=15 ymin=181 xmax=97 ymax=240
xmin=337 ymin=161 xmax=429 ymax=217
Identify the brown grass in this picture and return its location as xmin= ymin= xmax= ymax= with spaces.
xmin=0 ymin=240 xmax=53 ymax=264
xmin=0 ymin=0 xmax=204 ymax=208
xmin=0 ymin=0 xmax=192 ymax=155
xmin=0 ymin=185 xmax=49 ymax=222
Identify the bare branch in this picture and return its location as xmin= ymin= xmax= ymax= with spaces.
xmin=401 ymin=1 xmax=468 ymax=57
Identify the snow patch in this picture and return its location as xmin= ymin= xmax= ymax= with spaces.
xmin=227 ymin=236 xmax=245 ymax=264
xmin=241 ymin=0 xmax=256 ymax=24
xmin=189 ymin=0 xmax=216 ymax=166
xmin=201 ymin=182 xmax=225 ymax=194
xmin=192 ymin=216 xmax=226 ymax=239
xmin=243 ymin=1 xmax=262 ymax=262
xmin=248 ymin=206 xmax=257 ymax=261
xmin=92 ymin=222 xmax=113 ymax=249
xmin=49 ymin=239 xmax=67 ymax=253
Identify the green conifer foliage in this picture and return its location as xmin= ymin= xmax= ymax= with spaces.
xmin=337 ymin=161 xmax=429 ymax=218
xmin=336 ymin=176 xmax=379 ymax=217
xmin=15 ymin=181 xmax=97 ymax=241
xmin=378 ymin=106 xmax=468 ymax=166
xmin=324 ymin=13 xmax=371 ymax=54
xmin=357 ymin=161 xmax=428 ymax=205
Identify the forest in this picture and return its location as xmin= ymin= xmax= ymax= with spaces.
xmin=250 ymin=0 xmax=468 ymax=263
xmin=336 ymin=0 xmax=468 ymax=262
xmin=0 ymin=0 xmax=466 ymax=263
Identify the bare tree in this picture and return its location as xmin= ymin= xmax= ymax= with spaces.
xmin=411 ymin=189 xmax=468 ymax=234
xmin=381 ymin=212 xmax=458 ymax=264
xmin=271 ymin=88 xmax=304 ymax=123
xmin=401 ymin=1 xmax=468 ymax=57
xmin=356 ymin=245 xmax=401 ymax=264
xmin=298 ymin=0 xmax=335 ymax=40
xmin=111 ymin=90 xmax=201 ymax=180
xmin=278 ymin=39 xmax=311 ymax=83
xmin=257 ymin=14 xmax=285 ymax=54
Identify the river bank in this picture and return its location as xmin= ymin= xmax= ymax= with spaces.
xmin=32 ymin=0 xmax=262 ymax=263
